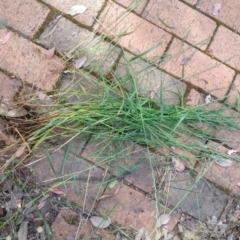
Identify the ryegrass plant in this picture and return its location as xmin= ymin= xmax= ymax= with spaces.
xmin=23 ymin=61 xmax=240 ymax=167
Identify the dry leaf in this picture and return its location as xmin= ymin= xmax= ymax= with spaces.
xmin=90 ymin=216 xmax=111 ymax=229
xmin=0 ymin=100 xmax=28 ymax=117
xmin=227 ymin=149 xmax=238 ymax=155
xmin=18 ymin=221 xmax=28 ymax=240
xmin=135 ymin=227 xmax=145 ymax=240
xmin=38 ymin=201 xmax=46 ymax=209
xmin=211 ymin=3 xmax=221 ymax=16
xmin=50 ymin=188 xmax=64 ymax=195
xmin=75 ymin=55 xmax=87 ymax=68
xmin=135 ymin=228 xmax=150 ymax=240
xmin=205 ymin=95 xmax=212 ymax=104
xmin=98 ymin=186 xmax=119 ymax=200
xmin=43 ymin=47 xmax=55 ymax=59
xmin=68 ymin=5 xmax=87 ymax=16
xmin=15 ymin=145 xmax=26 ymax=158
xmin=215 ymin=159 xmax=233 ymax=167
xmin=38 ymin=92 xmax=52 ymax=102
xmin=157 ymin=214 xmax=171 ymax=227
xmin=180 ymin=57 xmax=191 ymax=66
xmin=1 ymin=31 xmax=11 ymax=44
xmin=16 ymin=199 xmax=22 ymax=208
xmin=172 ymin=157 xmax=185 ymax=172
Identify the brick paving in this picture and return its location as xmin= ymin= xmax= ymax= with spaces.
xmin=1 ymin=0 xmax=240 ymax=238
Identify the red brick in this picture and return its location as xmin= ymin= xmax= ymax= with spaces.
xmin=0 ymin=0 xmax=49 ymax=37
xmin=195 ymin=141 xmax=240 ymax=196
xmin=197 ymin=0 xmax=240 ymax=33
xmin=43 ymin=0 xmax=105 ymax=27
xmin=51 ymin=209 xmax=79 ymax=240
xmin=114 ymin=0 xmax=147 ymax=14
xmin=0 ymin=29 xmax=64 ymax=90
xmin=185 ymin=89 xmax=205 ymax=106
xmin=95 ymin=1 xmax=172 ymax=58
xmin=97 ymin=183 xmax=179 ymax=236
xmin=142 ymin=0 xmax=216 ymax=50
xmin=0 ymin=72 xmax=21 ymax=100
xmin=210 ymin=26 xmax=240 ymax=70
xmin=161 ymin=38 xmax=235 ymax=98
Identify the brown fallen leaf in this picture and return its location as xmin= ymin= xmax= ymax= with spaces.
xmin=42 ymin=47 xmax=55 ymax=59
xmin=227 ymin=149 xmax=238 ymax=155
xmin=135 ymin=227 xmax=149 ymax=240
xmin=38 ymin=201 xmax=46 ymax=210
xmin=172 ymin=157 xmax=185 ymax=172
xmin=0 ymin=100 xmax=28 ymax=117
xmin=15 ymin=144 xmax=26 ymax=158
xmin=215 ymin=159 xmax=233 ymax=167
xmin=1 ymin=31 xmax=11 ymax=44
xmin=16 ymin=199 xmax=22 ymax=208
xmin=50 ymin=188 xmax=64 ymax=195
xmin=90 ymin=216 xmax=111 ymax=229
xmin=157 ymin=214 xmax=171 ymax=227
xmin=75 ymin=55 xmax=87 ymax=69
xmin=17 ymin=221 xmax=28 ymax=240
xmin=211 ymin=3 xmax=221 ymax=16
xmin=68 ymin=5 xmax=87 ymax=16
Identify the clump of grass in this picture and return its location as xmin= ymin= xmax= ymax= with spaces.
xmin=20 ymin=57 xmax=240 ymax=167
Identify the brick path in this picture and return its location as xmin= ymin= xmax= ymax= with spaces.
xmin=1 ymin=0 xmax=240 ymax=239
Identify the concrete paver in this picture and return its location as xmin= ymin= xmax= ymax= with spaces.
xmin=81 ymin=138 xmax=164 ymax=193
xmin=40 ymin=17 xmax=120 ymax=75
xmin=159 ymin=171 xmax=229 ymax=221
xmin=0 ymin=0 xmax=49 ymax=38
xmin=142 ymin=0 xmax=216 ymax=50
xmin=114 ymin=0 xmax=147 ymax=14
xmin=95 ymin=1 xmax=172 ymax=58
xmin=0 ymin=29 xmax=64 ymax=90
xmin=210 ymin=26 xmax=240 ymax=70
xmin=43 ymin=0 xmax=105 ymax=27
xmin=161 ymin=38 xmax=235 ymax=98
xmin=195 ymin=141 xmax=240 ymax=197
xmin=197 ymin=0 xmax=240 ymax=33
xmin=115 ymin=51 xmax=187 ymax=105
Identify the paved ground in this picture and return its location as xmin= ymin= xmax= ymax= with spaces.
xmin=1 ymin=0 xmax=240 ymax=239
